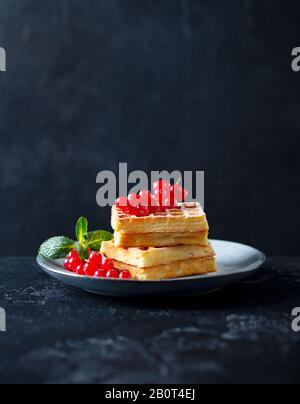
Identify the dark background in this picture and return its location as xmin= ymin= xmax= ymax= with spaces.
xmin=0 ymin=0 xmax=299 ymax=256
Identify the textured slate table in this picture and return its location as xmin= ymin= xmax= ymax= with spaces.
xmin=0 ymin=257 xmax=299 ymax=384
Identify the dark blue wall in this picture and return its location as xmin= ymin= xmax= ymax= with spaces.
xmin=0 ymin=0 xmax=299 ymax=256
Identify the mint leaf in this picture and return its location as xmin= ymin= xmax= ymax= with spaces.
xmin=77 ymin=244 xmax=89 ymax=260
xmin=76 ymin=217 xmax=88 ymax=243
xmin=39 ymin=237 xmax=75 ymax=260
xmin=86 ymin=230 xmax=113 ymax=251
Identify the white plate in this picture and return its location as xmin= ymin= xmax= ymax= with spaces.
xmin=37 ymin=240 xmax=266 ymax=298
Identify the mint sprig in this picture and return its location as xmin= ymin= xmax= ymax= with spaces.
xmin=76 ymin=217 xmax=88 ymax=244
xmin=85 ymin=230 xmax=114 ymax=251
xmin=39 ymin=237 xmax=76 ymax=260
xmin=77 ymin=243 xmax=89 ymax=260
xmin=38 ymin=216 xmax=113 ymax=260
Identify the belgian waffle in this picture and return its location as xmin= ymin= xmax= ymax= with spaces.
xmin=111 ymin=202 xmax=209 ymax=234
xmin=114 ymin=231 xmax=209 ymax=248
xmin=112 ymin=257 xmax=217 ymax=281
xmin=101 ymin=240 xmax=215 ymax=268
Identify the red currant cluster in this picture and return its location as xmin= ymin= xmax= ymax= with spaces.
xmin=116 ymin=180 xmax=188 ymax=217
xmin=64 ymin=250 xmax=132 ymax=279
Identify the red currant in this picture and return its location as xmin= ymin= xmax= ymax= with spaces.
xmin=139 ymin=190 xmax=152 ymax=207
xmin=147 ymin=195 xmax=159 ymax=214
xmin=153 ymin=180 xmax=172 ymax=205
xmin=170 ymin=184 xmax=188 ymax=202
xmin=106 ymin=269 xmax=119 ymax=278
xmin=76 ymin=264 xmax=85 ymax=275
xmin=135 ymin=205 xmax=150 ymax=217
xmin=64 ymin=258 xmax=72 ymax=271
xmin=154 ymin=186 xmax=170 ymax=200
xmin=88 ymin=252 xmax=103 ymax=267
xmin=149 ymin=195 xmax=164 ymax=212
xmin=69 ymin=258 xmax=81 ymax=272
xmin=68 ymin=250 xmax=80 ymax=261
xmin=128 ymin=193 xmax=140 ymax=208
xmin=84 ymin=261 xmax=97 ymax=277
xmin=153 ymin=180 xmax=171 ymax=192
xmin=153 ymin=189 xmax=162 ymax=205
xmin=116 ymin=196 xmax=132 ymax=214
xmin=130 ymin=207 xmax=138 ymax=216
xmin=119 ymin=270 xmax=132 ymax=279
xmin=66 ymin=250 xmax=82 ymax=271
xmin=150 ymin=194 xmax=159 ymax=206
xmin=102 ymin=258 xmax=114 ymax=271
xmin=143 ymin=206 xmax=151 ymax=216
xmin=94 ymin=268 xmax=107 ymax=277
xmin=122 ymin=206 xmax=132 ymax=215
xmin=88 ymin=251 xmax=98 ymax=260
xmin=116 ymin=196 xmax=129 ymax=208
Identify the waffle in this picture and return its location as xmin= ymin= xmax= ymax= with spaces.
xmin=114 ymin=231 xmax=209 ymax=248
xmin=101 ymin=240 xmax=215 ymax=268
xmin=111 ymin=202 xmax=209 ymax=234
xmin=113 ymin=257 xmax=217 ymax=281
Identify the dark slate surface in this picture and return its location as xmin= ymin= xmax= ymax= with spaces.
xmin=0 ymin=257 xmax=300 ymax=384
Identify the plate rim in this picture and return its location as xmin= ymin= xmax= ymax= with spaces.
xmin=36 ymin=239 xmax=266 ymax=284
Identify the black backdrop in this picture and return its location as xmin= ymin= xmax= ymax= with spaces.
xmin=0 ymin=0 xmax=299 ymax=256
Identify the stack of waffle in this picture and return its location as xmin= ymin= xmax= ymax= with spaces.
xmin=101 ymin=202 xmax=217 ymax=280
